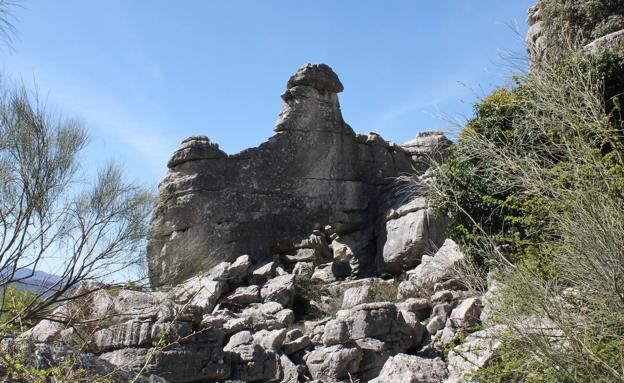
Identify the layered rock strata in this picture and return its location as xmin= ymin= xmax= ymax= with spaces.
xmin=147 ymin=64 xmax=447 ymax=287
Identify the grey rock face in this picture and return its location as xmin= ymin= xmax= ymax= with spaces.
xmin=401 ymin=131 xmax=452 ymax=173
xmin=526 ymin=4 xmax=546 ymax=67
xmin=369 ymin=354 xmax=448 ymax=383
xmin=147 ymin=63 xmax=418 ymax=287
xmin=585 ymin=29 xmax=624 ymax=53
xmin=377 ymin=194 xmax=447 ymax=275
xmin=399 ymin=239 xmax=465 ymax=298
xmin=304 ymin=343 xmax=363 ymax=381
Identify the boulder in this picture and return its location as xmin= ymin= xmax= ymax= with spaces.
xmin=22 ymin=307 xmax=68 ymax=343
xmin=229 ymin=343 xmax=280 ymax=382
xmin=169 ymin=275 xmax=226 ymax=314
xmin=328 ymin=302 xmax=424 ymax=354
xmin=224 ymin=285 xmax=262 ymax=307
xmin=102 ymin=339 xmax=229 ymax=382
xmin=113 ymin=290 xmax=168 ymax=320
xmin=448 ymin=297 xmax=482 ymax=329
xmin=292 ymin=262 xmax=314 ymax=278
xmin=260 ymin=274 xmax=295 ymax=307
xmin=377 ymin=195 xmax=447 ymax=275
xmin=304 ymin=343 xmax=363 ymax=381
xmin=397 ymin=298 xmax=431 ymax=321
xmin=426 ymin=303 xmax=453 ymax=335
xmin=447 ymin=327 xmax=503 ymax=382
xmin=279 ymin=354 xmax=301 ymax=383
xmin=322 ymin=319 xmax=351 ymax=345
xmin=585 ymin=29 xmax=624 ymax=54
xmin=252 ymin=328 xmax=288 ymax=350
xmin=401 ymin=131 xmax=452 ymax=173
xmin=405 ymin=239 xmax=465 ymax=294
xmin=356 ymin=337 xmax=390 ymax=381
xmin=2 ymin=339 xmax=165 ymax=383
xmin=224 ymin=330 xmax=253 ymax=351
xmin=283 ymin=334 xmax=311 ymax=355
xmin=369 ymin=354 xmax=448 ymax=383
xmin=93 ymin=320 xmax=152 ymax=352
xmin=341 ymin=285 xmax=372 ymax=309
xmin=229 ymin=254 xmax=253 ymax=283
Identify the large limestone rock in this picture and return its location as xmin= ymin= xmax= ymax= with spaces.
xmin=147 ymin=63 xmax=418 ymax=287
xmin=2 ymin=339 xmax=166 ymax=383
xmin=377 ymin=193 xmax=447 ymax=275
xmin=369 ymin=354 xmax=448 ymax=383
xmin=401 ymin=131 xmax=452 ymax=173
xmin=398 ymin=238 xmax=465 ymax=298
xmin=585 ymin=29 xmax=624 ymax=53
xmin=304 ymin=343 xmax=363 ymax=381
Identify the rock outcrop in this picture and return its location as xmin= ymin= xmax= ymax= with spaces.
xmin=23 ymin=237 xmax=503 ymax=383
xmin=526 ymin=3 xmax=546 ymax=67
xmin=22 ymin=64 xmax=466 ymax=383
xmin=147 ymin=63 xmax=447 ymax=287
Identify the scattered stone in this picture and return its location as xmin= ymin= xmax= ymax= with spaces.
xmin=261 ymin=274 xmax=295 ymax=307
xmin=447 ymin=327 xmax=503 ymax=382
xmin=406 ymin=239 xmax=465 ymax=294
xmin=304 ymin=343 xmax=363 ymax=381
xmin=224 ymin=285 xmax=262 ymax=307
xmin=369 ymin=354 xmax=448 ymax=383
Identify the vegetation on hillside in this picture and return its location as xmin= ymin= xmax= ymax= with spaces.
xmin=431 ymin=1 xmax=624 ymax=380
xmin=541 ymin=0 xmax=624 ymax=58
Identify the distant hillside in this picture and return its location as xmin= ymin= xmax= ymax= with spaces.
xmin=1 ymin=268 xmax=62 ymax=296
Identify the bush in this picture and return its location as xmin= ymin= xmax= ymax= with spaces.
xmin=431 ymin=46 xmax=624 ymax=382
xmin=540 ymin=0 xmax=624 ymax=59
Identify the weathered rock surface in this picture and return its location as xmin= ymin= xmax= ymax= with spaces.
xmin=370 ymin=354 xmax=448 ymax=383
xmin=585 ymin=29 xmax=624 ymax=53
xmin=526 ymin=3 xmax=546 ymax=67
xmin=377 ymin=194 xmax=447 ymax=274
xmin=399 ymin=239 xmax=465 ymax=298
xmin=304 ymin=343 xmax=363 ymax=381
xmin=147 ymin=63 xmax=443 ymax=287
xmin=446 ymin=327 xmax=503 ymax=382
xmin=402 ymin=131 xmax=452 ymax=173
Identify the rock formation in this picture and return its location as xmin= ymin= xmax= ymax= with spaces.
xmin=147 ymin=63 xmax=447 ymax=287
xmin=25 ymin=240 xmax=495 ymax=383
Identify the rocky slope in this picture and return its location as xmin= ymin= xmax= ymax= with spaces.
xmin=23 ymin=64 xmax=473 ymax=382
xmin=25 ymin=237 xmax=499 ymax=382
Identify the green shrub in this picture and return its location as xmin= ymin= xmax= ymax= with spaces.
xmin=431 ymin=44 xmax=624 ymax=382
xmin=0 ymin=287 xmax=42 ymax=333
xmin=540 ymin=0 xmax=624 ymax=59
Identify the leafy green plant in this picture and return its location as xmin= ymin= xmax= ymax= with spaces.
xmin=431 ymin=39 xmax=624 ymax=383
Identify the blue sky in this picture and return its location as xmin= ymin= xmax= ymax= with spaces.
xmin=2 ymin=1 xmax=535 ymax=187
